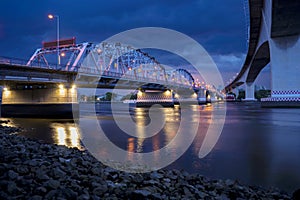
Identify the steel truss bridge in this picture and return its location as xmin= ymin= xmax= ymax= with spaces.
xmin=0 ymin=40 xmax=225 ymax=100
xmin=0 ymin=41 xmax=204 ymax=91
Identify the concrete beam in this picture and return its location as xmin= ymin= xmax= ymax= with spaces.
xmin=1 ymin=85 xmax=78 ymax=118
xmin=271 ymin=0 xmax=300 ymax=37
xmin=246 ymin=41 xmax=270 ymax=83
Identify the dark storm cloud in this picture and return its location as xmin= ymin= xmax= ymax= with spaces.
xmin=0 ymin=0 xmax=249 ymax=78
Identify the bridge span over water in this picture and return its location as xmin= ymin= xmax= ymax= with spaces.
xmin=0 ymin=40 xmax=223 ymax=118
xmin=225 ymin=0 xmax=300 ymax=107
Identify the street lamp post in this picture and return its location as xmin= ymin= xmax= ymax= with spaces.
xmin=48 ymin=14 xmax=60 ymax=66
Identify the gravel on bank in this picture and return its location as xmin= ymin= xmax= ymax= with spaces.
xmin=0 ymin=124 xmax=294 ymax=200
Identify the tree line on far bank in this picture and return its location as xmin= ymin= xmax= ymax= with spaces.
xmin=228 ymin=89 xmax=271 ymax=101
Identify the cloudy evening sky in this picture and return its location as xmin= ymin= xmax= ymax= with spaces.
xmin=0 ymin=0 xmax=270 ymax=88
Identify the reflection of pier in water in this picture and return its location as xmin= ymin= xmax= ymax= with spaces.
xmin=125 ymin=104 xmax=204 ymax=164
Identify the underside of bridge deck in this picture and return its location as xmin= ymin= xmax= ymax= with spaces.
xmin=271 ymin=0 xmax=300 ymax=38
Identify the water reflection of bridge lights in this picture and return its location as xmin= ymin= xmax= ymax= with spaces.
xmin=69 ymin=127 xmax=79 ymax=147
xmin=53 ymin=124 xmax=82 ymax=149
xmin=135 ymin=107 xmax=145 ymax=120
xmin=126 ymin=106 xmax=181 ymax=156
xmin=56 ymin=127 xmax=66 ymax=145
xmin=127 ymin=138 xmax=135 ymax=152
xmin=134 ymin=107 xmax=146 ymax=152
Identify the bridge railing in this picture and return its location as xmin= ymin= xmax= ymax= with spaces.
xmin=0 ymin=56 xmax=60 ymax=70
xmin=0 ymin=56 xmax=28 ymax=66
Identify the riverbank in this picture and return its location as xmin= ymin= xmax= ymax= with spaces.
xmin=0 ymin=124 xmax=294 ymax=199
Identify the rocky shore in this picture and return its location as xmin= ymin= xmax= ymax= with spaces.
xmin=0 ymin=123 xmax=295 ymax=199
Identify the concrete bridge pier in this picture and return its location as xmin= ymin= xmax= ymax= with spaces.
xmin=137 ymin=88 xmax=205 ymax=107
xmin=244 ymin=82 xmax=256 ymax=101
xmin=261 ymin=36 xmax=300 ymax=107
xmin=209 ymin=91 xmax=218 ymax=102
xmin=197 ymin=88 xmax=207 ymax=104
xmin=1 ymin=84 xmax=78 ymax=118
xmin=233 ymin=87 xmax=239 ymax=98
xmin=178 ymin=88 xmax=206 ymax=104
xmin=136 ymin=90 xmax=174 ymax=107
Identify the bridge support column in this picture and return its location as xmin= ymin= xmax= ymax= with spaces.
xmin=244 ymin=83 xmax=256 ymax=101
xmin=261 ymin=36 xmax=300 ymax=107
xmin=233 ymin=88 xmax=239 ymax=98
xmin=197 ymin=88 xmax=206 ymax=104
xmin=136 ymin=90 xmax=174 ymax=107
xmin=174 ymin=89 xmax=204 ymax=105
xmin=1 ymin=85 xmax=78 ymax=118
xmin=209 ymin=91 xmax=218 ymax=102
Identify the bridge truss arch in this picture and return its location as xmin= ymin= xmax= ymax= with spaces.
xmin=26 ymin=40 xmax=199 ymax=89
xmin=80 ymin=42 xmax=168 ymax=83
xmin=166 ymin=68 xmax=195 ymax=87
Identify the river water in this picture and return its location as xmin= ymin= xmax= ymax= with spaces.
xmin=2 ymin=102 xmax=300 ymax=192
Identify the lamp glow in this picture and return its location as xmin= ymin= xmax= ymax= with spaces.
xmin=137 ymin=90 xmax=143 ymax=97
xmin=48 ymin=14 xmax=60 ymax=65
xmin=48 ymin=14 xmax=54 ymax=19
